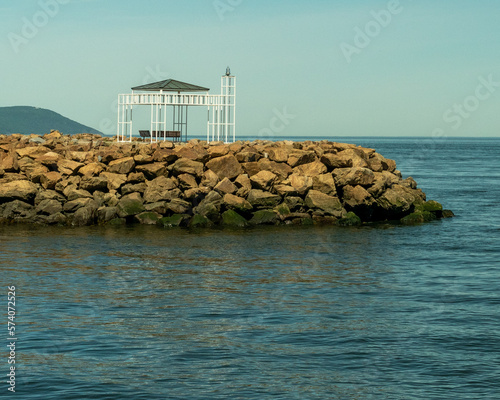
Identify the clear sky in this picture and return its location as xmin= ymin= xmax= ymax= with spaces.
xmin=1 ymin=0 xmax=499 ymax=137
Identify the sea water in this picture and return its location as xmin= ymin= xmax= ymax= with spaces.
xmin=1 ymin=137 xmax=499 ymax=399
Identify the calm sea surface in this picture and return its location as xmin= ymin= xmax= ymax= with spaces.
xmin=1 ymin=137 xmax=499 ymax=400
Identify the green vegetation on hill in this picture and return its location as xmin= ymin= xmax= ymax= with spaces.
xmin=0 ymin=106 xmax=102 ymax=136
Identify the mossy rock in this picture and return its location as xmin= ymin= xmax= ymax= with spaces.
xmin=442 ymin=209 xmax=455 ymax=218
xmin=107 ymin=217 xmax=127 ymax=226
xmin=400 ymin=210 xmax=436 ymax=225
xmin=158 ymin=214 xmax=187 ymax=228
xmin=337 ymin=212 xmax=362 ymax=227
xmin=275 ymin=203 xmax=291 ymax=219
xmin=222 ymin=210 xmax=248 ymax=228
xmin=134 ymin=212 xmax=161 ymax=225
xmin=117 ymin=199 xmax=145 ymax=217
xmin=188 ymin=214 xmax=212 ymax=228
xmin=299 ymin=217 xmax=314 ymax=226
xmin=417 ymin=200 xmax=443 ymax=213
xmin=250 ymin=210 xmax=279 ymax=225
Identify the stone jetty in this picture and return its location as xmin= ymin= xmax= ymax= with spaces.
xmin=0 ymin=131 xmax=453 ymax=227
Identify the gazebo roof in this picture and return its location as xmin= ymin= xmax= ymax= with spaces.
xmin=132 ymin=79 xmax=209 ymax=92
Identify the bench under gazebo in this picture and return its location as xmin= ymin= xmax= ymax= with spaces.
xmin=117 ymin=68 xmax=236 ymax=144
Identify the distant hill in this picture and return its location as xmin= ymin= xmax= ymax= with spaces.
xmin=0 ymin=106 xmax=102 ymax=136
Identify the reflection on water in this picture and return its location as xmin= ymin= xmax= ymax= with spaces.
xmin=1 ymin=220 xmax=499 ymax=400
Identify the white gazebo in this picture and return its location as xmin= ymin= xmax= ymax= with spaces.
xmin=117 ymin=68 xmax=236 ymax=143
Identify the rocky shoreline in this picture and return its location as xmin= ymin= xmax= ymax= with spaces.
xmin=0 ymin=131 xmax=453 ymax=228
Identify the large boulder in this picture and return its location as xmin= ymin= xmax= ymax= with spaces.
xmin=267 ymin=147 xmax=289 ymax=163
xmin=221 ymin=210 xmax=248 ymax=227
xmin=79 ymin=162 xmax=105 ymax=177
xmin=136 ymin=162 xmax=167 ymax=179
xmin=26 ymin=164 xmax=50 ymax=183
xmin=117 ymin=192 xmax=145 ymax=217
xmin=153 ymin=149 xmax=178 ymax=163
xmin=200 ymin=169 xmax=219 ymax=189
xmin=79 ymin=176 xmax=108 ymax=193
xmin=175 ymin=145 xmax=209 ymax=163
xmin=72 ymin=205 xmax=98 ymax=226
xmin=206 ymin=154 xmax=243 ymax=180
xmin=36 ymin=199 xmax=63 ymax=216
xmin=304 ymin=190 xmax=344 ymax=217
xmin=234 ymin=174 xmax=252 ymax=197
xmin=207 ymin=145 xmax=230 ymax=158
xmin=250 ymin=170 xmax=277 ymax=191
xmin=134 ymin=211 xmax=162 ymax=225
xmin=35 ymin=190 xmax=65 ymax=206
xmin=44 ymin=130 xmax=62 ymax=140
xmin=108 ymin=157 xmax=135 ymax=174
xmin=257 ymin=159 xmax=292 ymax=180
xmin=0 ymin=153 xmax=19 ymax=172
xmin=100 ymin=172 xmax=128 ymax=191
xmin=247 ymin=189 xmax=281 ymax=208
xmin=337 ymin=212 xmax=362 ymax=226
xmin=16 ymin=146 xmax=51 ymax=158
xmin=342 ymin=185 xmax=376 ymax=220
xmin=145 ymin=201 xmax=168 ymax=215
xmin=167 ymin=199 xmax=192 ymax=215
xmin=188 ymin=214 xmax=212 ymax=228
xmin=342 ymin=185 xmax=374 ymax=208
xmin=236 ymin=151 xmax=261 ymax=163
xmin=193 ymin=190 xmax=223 ymax=219
xmin=57 ymin=159 xmax=83 ymax=175
xmin=287 ymin=150 xmax=316 ymax=167
xmin=36 ymin=152 xmax=61 ymax=169
xmin=63 ymin=186 xmax=93 ymax=201
xmin=241 ymin=162 xmax=261 ymax=177
xmin=172 ymin=158 xmax=204 ymax=177
xmin=375 ymin=185 xmax=424 ymax=219
xmin=214 ymin=178 xmax=237 ymax=195
xmin=333 ymin=167 xmax=375 ymax=187
xmin=97 ymin=207 xmax=118 ymax=224
xmin=177 ymin=174 xmax=198 ymax=190
xmin=274 ymin=184 xmax=299 ymax=197
xmin=321 ymin=149 xmax=368 ymax=170
xmin=312 ymin=174 xmax=337 ymax=196
xmin=143 ymin=176 xmax=178 ymax=203
xmin=2 ymin=200 xmax=35 ymax=220
xmin=63 ymin=198 xmax=98 ymax=213
xmin=0 ymin=180 xmax=38 ymax=203
xmin=157 ymin=214 xmax=188 ymax=228
xmin=223 ymin=193 xmax=253 ymax=213
xmin=293 ymin=161 xmax=327 ymax=177
xmin=250 ymin=210 xmax=279 ymax=225
xmin=287 ymin=174 xmax=313 ymax=196
xmin=40 ymin=171 xmax=62 ymax=190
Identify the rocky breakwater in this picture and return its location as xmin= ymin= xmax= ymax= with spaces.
xmin=0 ymin=131 xmax=453 ymax=228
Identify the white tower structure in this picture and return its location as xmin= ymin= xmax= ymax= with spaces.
xmin=221 ymin=67 xmax=236 ymax=143
xmin=208 ymin=67 xmax=236 ymax=143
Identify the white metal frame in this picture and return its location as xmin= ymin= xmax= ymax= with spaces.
xmin=207 ymin=74 xmax=236 ymax=143
xmin=117 ymin=72 xmax=236 ymax=144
